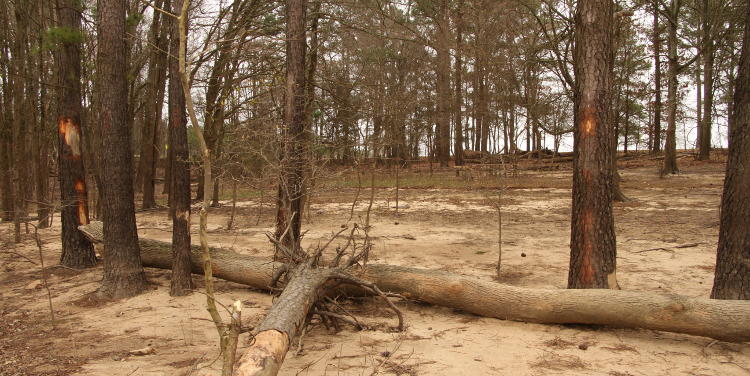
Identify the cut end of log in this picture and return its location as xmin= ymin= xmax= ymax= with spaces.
xmin=234 ymin=330 xmax=289 ymax=376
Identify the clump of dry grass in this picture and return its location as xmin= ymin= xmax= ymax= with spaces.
xmin=530 ymin=352 xmax=589 ymax=371
xmin=543 ymin=336 xmax=576 ymax=350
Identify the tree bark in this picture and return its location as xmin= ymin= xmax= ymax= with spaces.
xmin=711 ymin=3 xmax=750 ymax=300
xmin=652 ymin=0 xmax=662 ymax=153
xmin=662 ymin=0 xmax=680 ymax=175
xmin=34 ymin=1 xmax=51 ymax=229
xmin=453 ymin=0 xmax=464 ymax=166
xmin=275 ymin=0 xmax=308 ymax=252
xmin=97 ymin=0 xmax=146 ymax=298
xmin=78 ymin=222 xmax=750 ymax=343
xmin=435 ymin=0 xmax=451 ymax=167
xmin=698 ymin=0 xmax=715 ymax=161
xmin=56 ymin=0 xmax=97 ymax=269
xmin=11 ymin=0 xmax=29 ymax=243
xmin=0 ymin=3 xmax=14 ymax=222
xmin=235 ymin=264 xmax=333 ymax=376
xmin=167 ymin=0 xmax=193 ymax=296
xmin=569 ymin=0 xmax=618 ymax=289
xmin=138 ymin=0 xmax=169 ymax=209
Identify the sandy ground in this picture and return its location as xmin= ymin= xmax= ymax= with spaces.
xmin=1 ymin=157 xmax=749 ymax=376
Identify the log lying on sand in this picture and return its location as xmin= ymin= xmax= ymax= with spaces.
xmin=79 ymin=223 xmax=750 ymax=343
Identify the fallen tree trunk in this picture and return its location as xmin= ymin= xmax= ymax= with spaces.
xmin=80 ymin=223 xmax=750 ymax=343
xmin=234 ymin=264 xmax=332 ymax=376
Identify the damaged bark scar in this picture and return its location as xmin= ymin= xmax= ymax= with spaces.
xmin=74 ymin=179 xmax=89 ymax=225
xmin=58 ymin=117 xmax=82 ymax=159
xmin=580 ymin=106 xmax=597 ymax=137
xmin=176 ymin=210 xmax=190 ymax=223
xmin=580 ymin=209 xmax=595 ymax=286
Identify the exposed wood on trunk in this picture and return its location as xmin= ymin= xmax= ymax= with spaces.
xmin=79 ymin=222 xmax=750 ymax=343
xmin=56 ymin=0 xmax=96 ymax=269
xmin=569 ymin=0 xmax=618 ymax=289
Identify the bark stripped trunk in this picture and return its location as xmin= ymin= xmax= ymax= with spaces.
xmin=139 ymin=0 xmax=169 ymax=209
xmin=275 ymin=0 xmax=308 ymax=252
xmin=57 ymin=0 xmax=96 ymax=269
xmin=652 ymin=0 xmax=662 ymax=153
xmin=569 ymin=0 xmax=618 ymax=289
xmin=77 ymin=222 xmax=750 ymax=343
xmin=97 ymin=0 xmax=146 ymax=298
xmin=167 ymin=0 xmax=193 ymax=296
xmin=711 ymin=4 xmax=750 ymax=300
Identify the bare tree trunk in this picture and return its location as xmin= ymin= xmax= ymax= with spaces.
xmin=11 ymin=0 xmax=29 ymax=243
xmin=139 ymin=0 xmax=169 ymax=209
xmin=167 ymin=0 xmax=193 ymax=296
xmin=662 ymin=0 xmax=680 ymax=175
xmin=569 ymin=0 xmax=618 ymax=289
xmin=453 ymin=0 xmax=465 ymax=166
xmin=56 ymin=0 xmax=96 ymax=269
xmin=97 ymin=0 xmax=146 ymax=298
xmin=699 ymin=0 xmax=715 ymax=161
xmin=652 ymin=0 xmax=662 ymax=153
xmin=435 ymin=0 xmax=451 ymax=167
xmin=275 ymin=0 xmax=308 ymax=252
xmin=34 ymin=2 xmax=51 ymax=229
xmin=711 ymin=4 xmax=750 ymax=300
xmin=0 ymin=3 xmax=12 ymax=222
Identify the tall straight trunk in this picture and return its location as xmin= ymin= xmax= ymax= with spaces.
xmin=699 ymin=1 xmax=715 ymax=161
xmin=139 ymin=0 xmax=169 ymax=209
xmin=479 ymin=73 xmax=489 ymax=152
xmin=569 ymin=0 xmax=617 ymax=289
xmin=275 ymin=0 xmax=308 ymax=252
xmin=662 ymin=0 xmax=680 ymax=175
xmin=0 ymin=4 xmax=13 ymax=222
xmin=525 ymin=113 xmax=531 ymax=152
xmin=97 ymin=0 xmax=146 ymax=298
xmin=167 ymin=0 xmax=193 ymax=296
xmin=11 ymin=0 xmax=29 ymax=243
xmin=453 ymin=0 xmax=464 ymax=166
xmin=624 ymin=81 xmax=631 ymax=153
xmin=652 ymin=0 xmax=663 ymax=153
xmin=35 ymin=2 xmax=51 ymax=228
xmin=473 ymin=68 xmax=481 ymax=151
xmin=710 ymin=3 xmax=750 ymax=300
xmin=696 ymin=60 xmax=702 ymax=151
xmin=435 ymin=0 xmax=451 ymax=167
xmin=57 ymin=0 xmax=97 ymax=268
